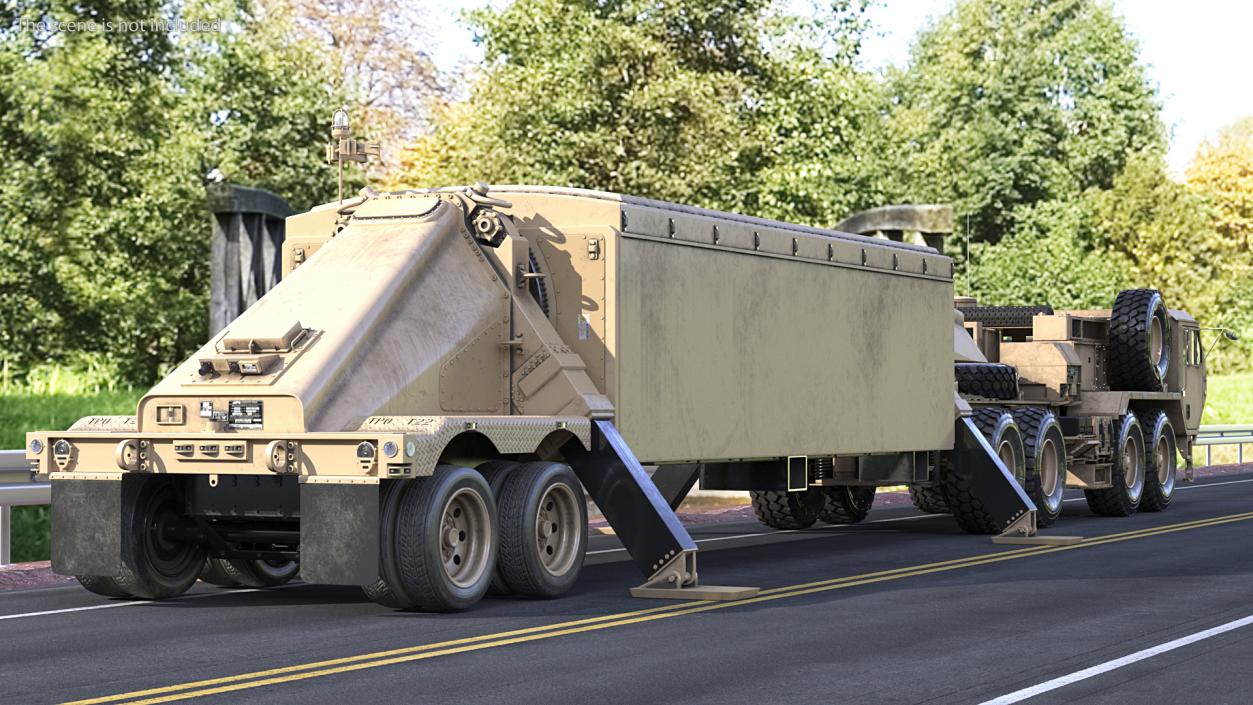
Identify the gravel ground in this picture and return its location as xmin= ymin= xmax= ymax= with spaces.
xmin=6 ymin=462 xmax=1248 ymax=593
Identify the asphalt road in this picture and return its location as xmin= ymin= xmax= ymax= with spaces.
xmin=3 ymin=473 xmax=1252 ymax=705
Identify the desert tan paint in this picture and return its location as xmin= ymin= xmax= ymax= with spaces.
xmin=31 ymin=185 xmax=957 ymax=476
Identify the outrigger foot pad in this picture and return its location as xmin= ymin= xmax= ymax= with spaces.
xmin=628 ymin=552 xmax=758 ymax=601
xmin=990 ymin=511 xmax=1083 ymax=545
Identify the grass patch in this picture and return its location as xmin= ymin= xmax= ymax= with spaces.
xmin=1203 ymin=372 xmax=1253 ymax=425
xmin=2 ymin=389 xmax=139 ymax=562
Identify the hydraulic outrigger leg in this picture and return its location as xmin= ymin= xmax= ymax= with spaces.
xmin=946 ymin=416 xmax=1083 ymax=547
xmin=562 ymin=420 xmax=759 ymax=600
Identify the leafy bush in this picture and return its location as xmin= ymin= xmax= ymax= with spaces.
xmin=958 ymin=200 xmax=1132 ymax=309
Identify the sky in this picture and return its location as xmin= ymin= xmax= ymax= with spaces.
xmin=427 ymin=0 xmax=1253 ymax=176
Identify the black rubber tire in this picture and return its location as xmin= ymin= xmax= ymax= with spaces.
xmin=1140 ymin=411 xmax=1177 ymax=512
xmin=221 ymin=559 xmax=299 ymax=588
xmin=361 ymin=479 xmax=418 ymax=609
xmin=1013 ymin=407 xmax=1068 ymax=528
xmin=199 ymin=558 xmax=239 ymax=587
xmin=908 ymin=484 xmax=950 ymax=514
xmin=1086 ymin=413 xmax=1146 ymax=517
xmin=960 ymin=305 xmax=1054 ymax=328
xmin=477 ymin=460 xmax=521 ymax=596
xmin=750 ymin=489 xmax=824 ymax=530
xmin=393 ymin=465 xmax=498 ymax=612
xmin=76 ymin=575 xmax=132 ymax=598
xmin=955 ymin=363 xmax=1019 ymax=400
xmin=971 ymin=407 xmax=1027 ymax=486
xmin=114 ymin=479 xmax=206 ymax=600
xmin=1108 ymin=289 xmax=1171 ymax=391
xmin=496 ymin=462 xmax=587 ymax=598
xmin=818 ymin=486 xmax=875 ymax=524
xmin=939 ymin=458 xmax=1000 ymax=534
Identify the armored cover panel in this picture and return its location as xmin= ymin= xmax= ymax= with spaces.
xmin=613 ymin=235 xmax=954 ymax=463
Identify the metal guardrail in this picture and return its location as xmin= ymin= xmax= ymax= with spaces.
xmin=0 ymin=450 xmax=48 ymax=567
xmin=1195 ymin=424 xmax=1253 ymax=466
xmin=0 ymin=424 xmax=1249 ymax=567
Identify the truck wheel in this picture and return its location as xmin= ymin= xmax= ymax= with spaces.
xmin=362 ymin=479 xmax=419 ymax=609
xmin=76 ymin=575 xmax=132 ymax=598
xmin=496 ymin=462 xmax=587 ymax=598
xmin=819 ymin=486 xmax=875 ymax=524
xmin=908 ymin=485 xmax=949 ymax=514
xmin=972 ymin=407 xmax=1027 ymax=486
xmin=1109 ymin=289 xmax=1171 ymax=391
xmin=939 ymin=459 xmax=999 ymax=534
xmin=750 ymin=489 xmax=823 ymax=529
xmin=1140 ymin=411 xmax=1177 ymax=512
xmin=1085 ymin=413 xmax=1146 ymax=517
xmin=221 ymin=559 xmax=300 ymax=588
xmin=955 ymin=363 xmax=1019 ymax=400
xmin=960 ymin=305 xmax=1053 ymax=328
xmin=1013 ymin=407 xmax=1067 ymax=528
xmin=393 ymin=465 xmax=498 ymax=611
xmin=114 ymin=480 xmax=206 ymax=600
xmin=477 ymin=460 xmax=521 ymax=596
xmin=199 ymin=558 xmax=238 ymax=586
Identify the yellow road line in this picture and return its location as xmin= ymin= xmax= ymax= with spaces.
xmin=64 ymin=510 xmax=1253 ymax=705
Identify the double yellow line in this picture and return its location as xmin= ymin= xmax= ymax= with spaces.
xmin=65 ymin=510 xmax=1253 ymax=705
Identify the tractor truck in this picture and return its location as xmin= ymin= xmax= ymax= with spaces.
xmin=26 ymin=183 xmax=1206 ymax=611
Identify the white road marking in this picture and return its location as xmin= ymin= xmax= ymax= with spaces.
xmin=0 ymin=588 xmax=264 ymax=621
xmin=588 ymin=476 xmax=1253 ymax=556
xmin=977 ymin=614 xmax=1253 ymax=704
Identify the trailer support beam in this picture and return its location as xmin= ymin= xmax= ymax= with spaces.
xmin=563 ymin=420 xmax=757 ymax=601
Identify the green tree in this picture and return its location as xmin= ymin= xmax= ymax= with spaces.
xmin=960 ymin=199 xmax=1132 ymax=308
xmin=1179 ymin=119 xmax=1253 ymax=372
xmin=0 ymin=0 xmax=343 ymax=385
xmin=884 ymin=0 xmax=1164 ymax=243
xmin=393 ymin=0 xmax=884 ymax=227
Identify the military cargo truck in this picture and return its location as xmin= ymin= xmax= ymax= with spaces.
xmin=27 ymin=181 xmax=1197 ymax=611
xmin=901 ymin=295 xmax=1205 ymax=531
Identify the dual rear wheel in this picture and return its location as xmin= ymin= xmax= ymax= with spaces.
xmin=363 ymin=462 xmax=588 ymax=611
xmin=1086 ymin=411 xmax=1176 ymax=516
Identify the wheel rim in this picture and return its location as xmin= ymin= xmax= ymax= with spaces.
xmin=1123 ymin=432 xmax=1144 ymax=501
xmin=996 ymin=439 xmax=1019 ymax=482
xmin=439 ymin=487 xmax=492 ymax=588
xmin=145 ymin=488 xmax=200 ymax=579
xmin=1149 ymin=315 xmax=1164 ymax=367
xmin=535 ymin=482 xmax=581 ymax=577
xmin=1039 ymin=437 xmax=1063 ymax=511
xmin=1157 ymin=431 xmax=1176 ymax=494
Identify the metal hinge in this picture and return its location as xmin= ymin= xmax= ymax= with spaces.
xmin=587 ymin=238 xmax=601 ymax=260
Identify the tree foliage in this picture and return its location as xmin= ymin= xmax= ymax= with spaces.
xmin=1179 ymin=119 xmax=1253 ymax=371
xmin=275 ymin=0 xmax=441 ymax=174
xmin=882 ymin=0 xmax=1163 ymax=243
xmin=0 ymin=0 xmax=342 ymax=385
xmin=2 ymin=0 xmax=1251 ymax=386
xmin=393 ymin=0 xmax=886 ymax=227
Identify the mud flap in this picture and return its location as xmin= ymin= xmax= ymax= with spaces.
xmin=50 ymin=476 xmax=141 ymax=576
xmin=299 ymin=481 xmax=379 ymax=585
xmin=952 ymin=416 xmax=1037 ymax=535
